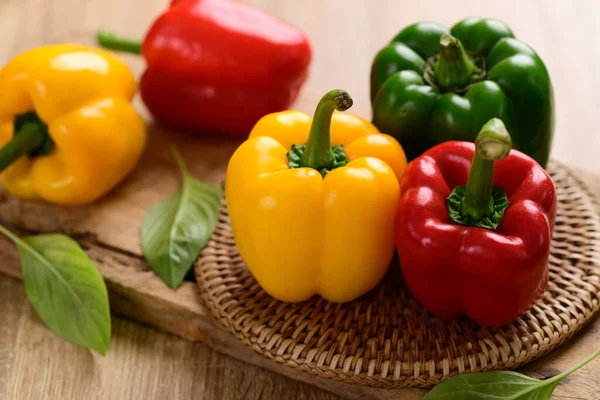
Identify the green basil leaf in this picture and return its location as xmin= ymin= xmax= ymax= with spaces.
xmin=141 ymin=147 xmax=222 ymax=289
xmin=424 ymin=344 xmax=600 ymax=400
xmin=4 ymin=230 xmax=111 ymax=355
xmin=422 ymin=371 xmax=553 ymax=400
xmin=527 ymin=382 xmax=560 ymax=400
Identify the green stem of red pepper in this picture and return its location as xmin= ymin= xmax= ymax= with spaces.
xmin=446 ymin=118 xmax=512 ymax=230
xmin=97 ymin=30 xmax=142 ymax=54
xmin=288 ymin=90 xmax=352 ymax=175
xmin=0 ymin=113 xmax=53 ymax=174
xmin=433 ymin=34 xmax=478 ymax=91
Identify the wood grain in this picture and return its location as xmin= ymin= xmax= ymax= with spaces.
xmin=0 ymin=276 xmax=26 ymax=396
xmin=0 ymin=276 xmax=344 ymax=400
xmin=0 ymin=0 xmax=600 ymax=399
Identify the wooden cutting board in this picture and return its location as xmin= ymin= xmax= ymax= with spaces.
xmin=0 ymin=97 xmax=599 ymax=400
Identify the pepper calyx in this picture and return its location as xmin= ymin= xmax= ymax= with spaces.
xmin=445 ymin=118 xmax=512 ymax=231
xmin=0 ymin=112 xmax=54 ymax=174
xmin=424 ymin=34 xmax=486 ymax=94
xmin=446 ymin=185 xmax=510 ymax=230
xmin=293 ymin=89 xmax=353 ymax=175
xmin=288 ymin=144 xmax=348 ymax=176
xmin=14 ymin=112 xmax=53 ymax=158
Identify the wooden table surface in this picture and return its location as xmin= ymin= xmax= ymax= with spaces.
xmin=1 ymin=0 xmax=599 ymax=399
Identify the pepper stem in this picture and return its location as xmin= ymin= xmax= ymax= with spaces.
xmin=299 ymin=89 xmax=353 ymax=172
xmin=461 ymin=119 xmax=512 ymax=221
xmin=0 ymin=123 xmax=48 ymax=173
xmin=433 ymin=34 xmax=478 ymax=91
xmin=97 ymin=29 xmax=142 ymax=54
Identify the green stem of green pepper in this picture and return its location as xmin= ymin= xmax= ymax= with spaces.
xmin=433 ymin=34 xmax=478 ymax=91
xmin=300 ymin=89 xmax=353 ymax=173
xmin=96 ymin=29 xmax=142 ymax=54
xmin=461 ymin=118 xmax=512 ymax=221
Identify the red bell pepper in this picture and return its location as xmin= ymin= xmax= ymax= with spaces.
xmin=97 ymin=0 xmax=312 ymax=135
xmin=395 ymin=118 xmax=556 ymax=326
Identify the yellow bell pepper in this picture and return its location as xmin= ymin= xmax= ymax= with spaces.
xmin=0 ymin=44 xmax=147 ymax=205
xmin=225 ymin=89 xmax=407 ymax=303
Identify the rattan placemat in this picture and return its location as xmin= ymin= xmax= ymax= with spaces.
xmin=195 ymin=160 xmax=600 ymax=388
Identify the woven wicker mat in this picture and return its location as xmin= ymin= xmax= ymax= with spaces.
xmin=195 ymin=160 xmax=600 ymax=388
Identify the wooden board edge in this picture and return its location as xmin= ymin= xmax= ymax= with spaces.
xmin=0 ymin=233 xmax=210 ymax=342
xmin=0 ymin=233 xmax=425 ymax=400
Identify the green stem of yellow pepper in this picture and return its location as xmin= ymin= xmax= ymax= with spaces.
xmin=0 ymin=114 xmax=52 ymax=173
xmin=433 ymin=34 xmax=478 ymax=91
xmin=300 ymin=89 xmax=353 ymax=172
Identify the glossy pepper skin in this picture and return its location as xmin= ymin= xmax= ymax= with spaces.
xmin=370 ymin=17 xmax=554 ymax=167
xmin=101 ymin=0 xmax=312 ymax=136
xmin=0 ymin=44 xmax=146 ymax=205
xmin=226 ymin=90 xmax=406 ymax=303
xmin=395 ymin=119 xmax=556 ymax=326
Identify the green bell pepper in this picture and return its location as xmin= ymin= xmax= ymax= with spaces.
xmin=370 ymin=17 xmax=554 ymax=167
